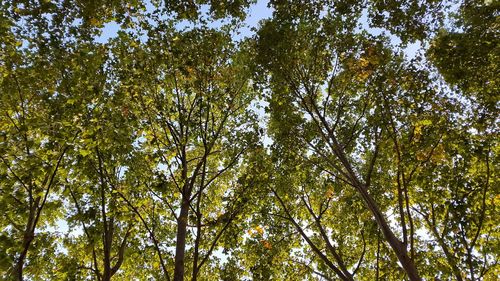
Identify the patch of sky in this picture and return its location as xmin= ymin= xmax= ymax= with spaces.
xmin=249 ymin=96 xmax=273 ymax=148
xmin=237 ymin=0 xmax=274 ymax=40
xmin=357 ymin=8 xmax=423 ymax=60
xmin=95 ymin=0 xmax=273 ymax=44
xmin=95 ymin=21 xmax=121 ymax=43
xmin=133 ymin=134 xmax=147 ymax=148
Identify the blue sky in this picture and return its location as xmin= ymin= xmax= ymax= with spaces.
xmin=96 ymin=0 xmax=274 ymax=43
xmin=95 ymin=0 xmax=421 ymax=59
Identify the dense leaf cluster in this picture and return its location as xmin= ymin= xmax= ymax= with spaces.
xmin=0 ymin=0 xmax=498 ymax=280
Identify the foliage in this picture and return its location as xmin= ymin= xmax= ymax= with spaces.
xmin=0 ymin=1 xmax=498 ymax=280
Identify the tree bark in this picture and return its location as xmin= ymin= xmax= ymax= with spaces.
xmin=356 ymin=183 xmax=420 ymax=281
xmin=13 ymin=197 xmax=40 ymax=281
xmin=13 ymin=229 xmax=34 ymax=281
xmin=174 ymin=196 xmax=191 ymax=281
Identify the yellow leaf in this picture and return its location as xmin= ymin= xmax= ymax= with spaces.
xmin=358 ymin=57 xmax=370 ymax=68
xmin=356 ymin=70 xmax=372 ymax=82
xmin=414 ymin=124 xmax=422 ymax=137
xmin=88 ymin=18 xmax=100 ymax=26
xmin=325 ymin=188 xmax=334 ymax=198
xmin=255 ymin=225 xmax=264 ymax=235
xmin=430 ymin=144 xmax=446 ymax=163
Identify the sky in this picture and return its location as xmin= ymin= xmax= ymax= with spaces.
xmin=95 ymin=0 xmax=274 ymax=44
xmin=95 ymin=0 xmax=421 ymax=60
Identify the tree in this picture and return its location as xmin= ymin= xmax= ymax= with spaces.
xmin=62 ymin=70 xmax=138 ymax=280
xmin=254 ymin=5 xmax=429 ymax=277
xmin=1 ymin=0 xmax=498 ymax=280
xmin=0 ymin=17 xmax=76 ymax=281
xmin=0 ymin=1 xmax=140 ymax=278
xmin=108 ymin=22 xmax=261 ymax=280
xmin=428 ymin=0 xmax=499 ymax=125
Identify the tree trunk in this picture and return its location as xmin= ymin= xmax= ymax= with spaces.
xmin=13 ymin=230 xmax=34 ymax=281
xmin=13 ymin=197 xmax=40 ymax=281
xmin=356 ymin=183 xmax=421 ymax=281
xmin=174 ymin=197 xmax=191 ymax=281
xmin=191 ymin=210 xmax=202 ymax=281
xmin=305 ymin=95 xmax=421 ymax=279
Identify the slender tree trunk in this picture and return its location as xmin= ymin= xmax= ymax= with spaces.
xmin=13 ymin=230 xmax=34 ymax=281
xmin=192 ymin=207 xmax=202 ymax=281
xmin=174 ymin=196 xmax=191 ymax=281
xmin=102 ymin=223 xmax=113 ymax=281
xmin=433 ymin=229 xmax=463 ymax=281
xmin=97 ymin=147 xmax=112 ymax=281
xmin=356 ymin=183 xmax=420 ymax=281
xmin=192 ymin=160 xmax=207 ymax=281
xmin=304 ymin=94 xmax=421 ymax=280
xmin=13 ymin=197 xmax=40 ymax=281
xmin=328 ymin=130 xmax=421 ymax=280
xmin=191 ymin=214 xmax=201 ymax=281
xmin=102 ymin=269 xmax=111 ymax=281
xmin=376 ymin=232 xmax=380 ymax=281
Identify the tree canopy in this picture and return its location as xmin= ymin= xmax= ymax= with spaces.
xmin=0 ymin=0 xmax=498 ymax=280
